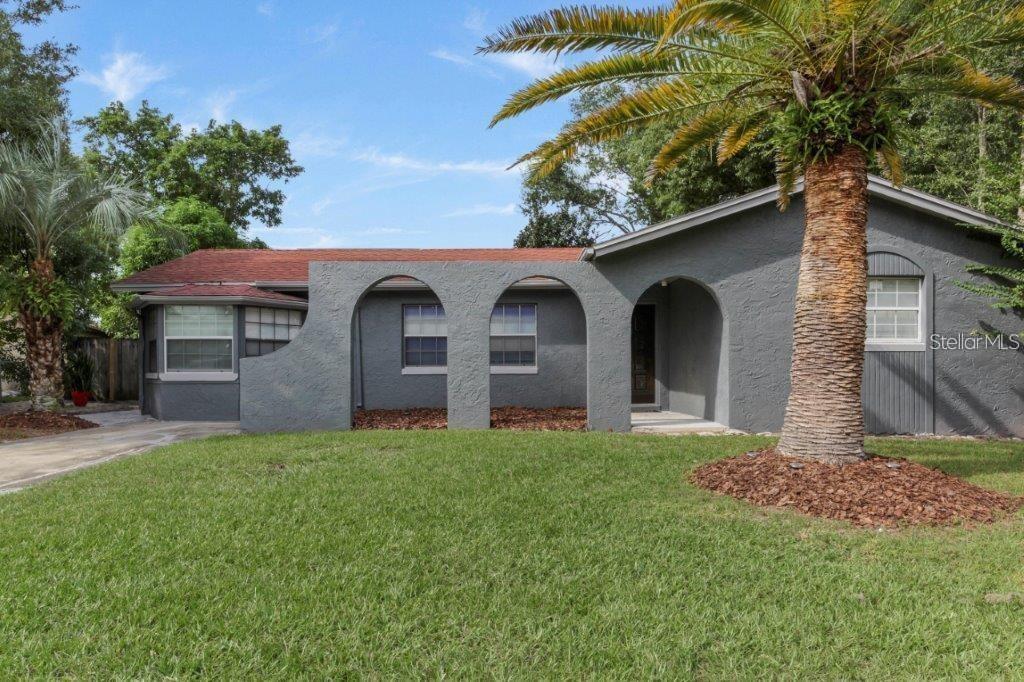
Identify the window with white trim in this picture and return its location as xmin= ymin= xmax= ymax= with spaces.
xmin=490 ymin=303 xmax=537 ymax=367
xmin=244 ymin=307 xmax=304 ymax=357
xmin=403 ymin=304 xmax=447 ymax=367
xmin=164 ymin=305 xmax=234 ymax=372
xmin=867 ymin=277 xmax=921 ymax=342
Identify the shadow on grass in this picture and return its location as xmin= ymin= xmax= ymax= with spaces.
xmin=869 ymin=437 xmax=1024 ymax=489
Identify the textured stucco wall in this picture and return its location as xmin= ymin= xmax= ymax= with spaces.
xmin=356 ymin=290 xmax=447 ymax=409
xmin=351 ymin=289 xmax=587 ymax=410
xmin=235 ymin=193 xmax=1022 ymax=437
xmin=491 ymin=290 xmax=587 ymax=408
xmin=596 ymin=195 xmax=1022 ymax=435
xmin=667 ymin=279 xmax=725 ymax=419
xmin=241 ymin=262 xmax=632 ymax=433
xmin=867 ymin=199 xmax=1024 ymax=436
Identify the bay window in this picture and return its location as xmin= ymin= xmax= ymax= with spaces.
xmin=245 ymin=306 xmax=304 ymax=356
xmin=164 ymin=305 xmax=234 ymax=373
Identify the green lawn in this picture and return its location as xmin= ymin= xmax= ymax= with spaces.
xmin=1 ymin=431 xmax=1023 ymax=678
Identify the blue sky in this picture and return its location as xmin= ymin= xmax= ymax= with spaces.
xmin=20 ymin=1 xmax=615 ymax=249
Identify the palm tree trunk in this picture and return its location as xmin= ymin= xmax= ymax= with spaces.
xmin=18 ymin=257 xmax=64 ymax=410
xmin=777 ymin=145 xmax=868 ymax=464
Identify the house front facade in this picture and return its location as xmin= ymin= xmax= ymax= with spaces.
xmin=112 ymin=177 xmax=1024 ymax=437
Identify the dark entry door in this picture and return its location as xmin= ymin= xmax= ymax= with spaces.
xmin=631 ymin=305 xmax=656 ymax=404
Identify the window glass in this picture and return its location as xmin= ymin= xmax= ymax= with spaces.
xmin=243 ymin=306 xmax=305 ymax=356
xmin=490 ymin=303 xmax=538 ymax=367
xmin=403 ymin=304 xmax=447 ymax=367
xmin=866 ymin=278 xmax=921 ymax=343
xmin=164 ymin=305 xmax=234 ymax=372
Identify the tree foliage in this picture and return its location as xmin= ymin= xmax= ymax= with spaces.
xmin=0 ymin=0 xmax=75 ymax=143
xmin=79 ymin=101 xmax=303 ymax=229
xmin=517 ymin=85 xmax=774 ymax=242
xmin=98 ymin=197 xmax=267 ymax=338
xmin=482 ymin=1 xmax=1024 ymax=200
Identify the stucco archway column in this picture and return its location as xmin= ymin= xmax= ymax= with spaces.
xmin=443 ymin=299 xmax=494 ymax=429
xmin=583 ymin=295 xmax=633 ymax=432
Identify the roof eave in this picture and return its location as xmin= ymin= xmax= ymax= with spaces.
xmin=133 ymin=295 xmax=308 ymax=310
xmin=589 ymin=175 xmax=1005 ymax=259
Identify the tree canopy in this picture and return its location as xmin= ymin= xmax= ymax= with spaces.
xmin=79 ymin=101 xmax=303 ymax=229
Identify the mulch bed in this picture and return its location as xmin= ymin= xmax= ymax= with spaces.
xmin=353 ymin=407 xmax=587 ymax=431
xmin=691 ymin=448 xmax=1024 ymax=528
xmin=0 ymin=410 xmax=99 ymax=441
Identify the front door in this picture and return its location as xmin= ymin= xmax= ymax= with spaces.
xmin=631 ymin=304 xmax=656 ymax=404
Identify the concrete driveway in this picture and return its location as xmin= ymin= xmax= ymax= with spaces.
xmin=0 ymin=414 xmax=239 ymax=493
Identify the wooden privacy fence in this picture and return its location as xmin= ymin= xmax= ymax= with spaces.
xmin=75 ymin=338 xmax=139 ymax=402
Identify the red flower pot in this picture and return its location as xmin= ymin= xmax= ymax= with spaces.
xmin=70 ymin=390 xmax=90 ymax=407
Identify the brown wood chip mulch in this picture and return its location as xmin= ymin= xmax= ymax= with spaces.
xmin=353 ymin=407 xmax=587 ymax=431
xmin=0 ymin=410 xmax=99 ymax=440
xmin=691 ymin=448 xmax=1024 ymax=528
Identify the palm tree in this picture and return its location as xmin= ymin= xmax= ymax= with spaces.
xmin=481 ymin=0 xmax=1024 ymax=463
xmin=0 ymin=119 xmax=152 ymax=409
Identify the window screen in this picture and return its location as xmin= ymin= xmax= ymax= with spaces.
xmin=867 ymin=278 xmax=921 ymax=342
xmin=164 ymin=305 xmax=234 ymax=372
xmin=403 ymin=304 xmax=447 ymax=367
xmin=490 ymin=303 xmax=537 ymax=367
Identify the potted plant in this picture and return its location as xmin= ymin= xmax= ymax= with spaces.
xmin=65 ymin=351 xmax=95 ymax=407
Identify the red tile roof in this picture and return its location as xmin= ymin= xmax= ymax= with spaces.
xmin=116 ymin=248 xmax=585 ymax=287
xmin=143 ymin=284 xmax=306 ymax=303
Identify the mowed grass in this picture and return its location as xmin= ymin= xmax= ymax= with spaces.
xmin=1 ymin=431 xmax=1023 ymax=678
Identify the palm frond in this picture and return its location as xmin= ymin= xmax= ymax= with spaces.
xmin=647 ymin=105 xmax=740 ymax=182
xmin=716 ymin=111 xmax=769 ymax=163
xmin=663 ymin=0 xmax=813 ymax=64
xmin=478 ymin=5 xmax=672 ymax=56
xmin=518 ymin=80 xmax=712 ymax=178
xmin=491 ymin=51 xmax=772 ymax=126
xmin=876 ymin=143 xmax=904 ymax=186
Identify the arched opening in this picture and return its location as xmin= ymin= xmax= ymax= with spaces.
xmin=630 ymin=277 xmax=728 ymax=433
xmin=351 ymin=275 xmax=448 ymax=429
xmin=488 ymin=275 xmax=588 ymax=430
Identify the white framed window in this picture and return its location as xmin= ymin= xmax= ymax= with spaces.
xmin=244 ymin=306 xmax=303 ymax=357
xmin=867 ymin=278 xmax=922 ymax=344
xmin=490 ymin=303 xmax=537 ymax=372
xmin=163 ymin=305 xmax=235 ymax=378
xmin=403 ymin=303 xmax=447 ymax=371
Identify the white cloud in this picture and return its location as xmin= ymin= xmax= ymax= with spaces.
xmin=292 ymin=131 xmax=349 ymax=158
xmin=486 ymin=52 xmax=559 ymax=79
xmin=311 ymin=197 xmax=335 ymax=216
xmin=463 ymin=7 xmax=487 ymax=33
xmin=354 ymin=148 xmax=513 ymax=177
xmin=308 ymin=22 xmax=339 ymax=44
xmin=257 ymin=1 xmax=273 ymax=16
xmin=442 ymin=203 xmax=515 ymax=218
xmin=206 ymin=89 xmax=239 ymax=121
xmin=429 ymin=48 xmax=473 ymax=68
xmin=81 ymin=52 xmax=169 ymax=102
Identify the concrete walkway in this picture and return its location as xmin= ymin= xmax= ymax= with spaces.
xmin=0 ymin=417 xmax=240 ymax=493
xmin=631 ymin=410 xmax=729 ymax=434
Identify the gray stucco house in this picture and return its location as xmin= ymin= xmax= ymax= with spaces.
xmin=112 ymin=176 xmax=1024 ymax=437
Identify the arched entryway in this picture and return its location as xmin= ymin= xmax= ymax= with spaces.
xmin=630 ymin=277 xmax=728 ymax=432
xmin=351 ymin=275 xmax=449 ymax=427
xmin=488 ymin=275 xmax=588 ymax=429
